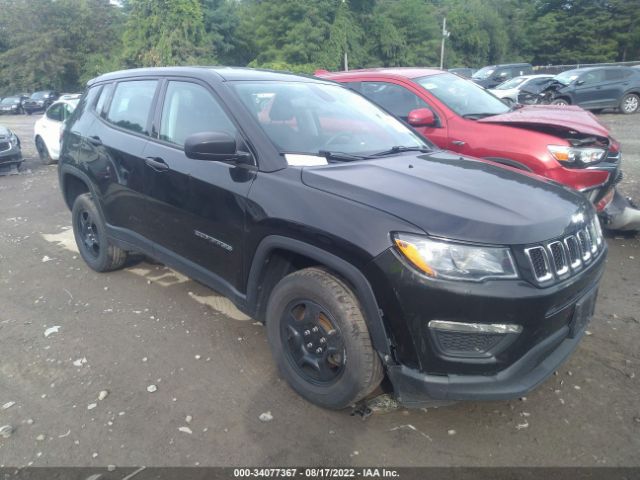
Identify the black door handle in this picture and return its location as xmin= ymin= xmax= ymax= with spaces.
xmin=145 ymin=156 xmax=169 ymax=172
xmin=88 ymin=135 xmax=102 ymax=146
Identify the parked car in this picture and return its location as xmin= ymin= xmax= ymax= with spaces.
xmin=0 ymin=125 xmax=22 ymax=169
xmin=34 ymin=98 xmax=79 ymax=164
xmin=59 ymin=67 xmax=606 ymax=409
xmin=448 ymin=67 xmax=475 ymax=78
xmin=0 ymin=95 xmax=29 ymax=115
xmin=23 ymin=90 xmax=59 ymax=115
xmin=472 ymin=63 xmax=533 ymax=88
xmin=320 ymin=68 xmax=621 ymax=214
xmin=542 ymin=67 xmax=640 ymax=114
xmin=490 ymin=74 xmax=554 ymax=103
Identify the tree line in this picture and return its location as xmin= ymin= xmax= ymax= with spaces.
xmin=0 ymin=0 xmax=638 ymax=95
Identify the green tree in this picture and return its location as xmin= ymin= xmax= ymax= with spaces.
xmin=122 ymin=0 xmax=212 ymax=67
xmin=0 ymin=0 xmax=124 ymax=95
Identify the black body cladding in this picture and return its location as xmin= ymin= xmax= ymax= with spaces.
xmin=58 ymin=67 xmax=606 ymax=405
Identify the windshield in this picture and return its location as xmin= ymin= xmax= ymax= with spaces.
xmin=495 ymin=77 xmax=527 ymax=90
xmin=416 ymin=73 xmax=510 ymax=118
xmin=1 ymin=97 xmax=19 ymax=105
xmin=30 ymin=91 xmax=47 ymax=100
xmin=471 ymin=67 xmax=495 ymax=80
xmin=232 ymin=82 xmax=427 ymax=156
xmin=554 ymin=70 xmax=580 ymax=86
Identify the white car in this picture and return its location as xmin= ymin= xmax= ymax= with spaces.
xmin=489 ymin=75 xmax=554 ymax=103
xmin=33 ymin=98 xmax=79 ymax=164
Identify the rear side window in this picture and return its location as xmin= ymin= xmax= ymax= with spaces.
xmin=95 ymin=83 xmax=114 ymax=116
xmin=604 ymin=69 xmax=625 ymax=81
xmin=106 ymin=80 xmax=158 ymax=135
xmin=159 ymin=81 xmax=236 ymax=146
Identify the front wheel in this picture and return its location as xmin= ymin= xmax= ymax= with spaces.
xmin=551 ymin=98 xmax=570 ymax=106
xmin=620 ymin=93 xmax=639 ymax=114
xmin=35 ymin=137 xmax=55 ymax=165
xmin=266 ymin=267 xmax=383 ymax=409
xmin=72 ymin=193 xmax=128 ymax=272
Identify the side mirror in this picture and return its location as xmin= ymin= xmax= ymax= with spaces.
xmin=575 ymin=80 xmax=585 ymax=86
xmin=407 ymin=108 xmax=437 ymax=127
xmin=184 ymin=131 xmax=247 ymax=162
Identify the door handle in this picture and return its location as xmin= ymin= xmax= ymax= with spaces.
xmin=452 ymin=140 xmax=466 ymax=146
xmin=145 ymin=156 xmax=169 ymax=172
xmin=88 ymin=135 xmax=102 ymax=146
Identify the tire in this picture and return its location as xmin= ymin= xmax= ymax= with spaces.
xmin=35 ymin=137 xmax=55 ymax=165
xmin=26 ymin=110 xmax=32 ymax=116
xmin=551 ymin=98 xmax=569 ymax=106
xmin=71 ymin=193 xmax=128 ymax=272
xmin=266 ymin=267 xmax=383 ymax=409
xmin=620 ymin=93 xmax=639 ymax=114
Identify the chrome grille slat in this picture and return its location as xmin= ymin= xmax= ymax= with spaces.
xmin=525 ymin=218 xmax=604 ymax=284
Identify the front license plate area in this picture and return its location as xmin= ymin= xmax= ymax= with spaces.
xmin=569 ymin=288 xmax=598 ymax=338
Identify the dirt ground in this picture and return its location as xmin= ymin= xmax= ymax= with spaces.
xmin=0 ymin=113 xmax=639 ymax=468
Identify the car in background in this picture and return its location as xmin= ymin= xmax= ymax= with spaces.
xmin=59 ymin=93 xmax=82 ymax=101
xmin=33 ymin=98 xmax=79 ymax=164
xmin=472 ymin=63 xmax=533 ymax=89
xmin=23 ymin=90 xmax=60 ymax=115
xmin=0 ymin=95 xmax=29 ymax=115
xmin=490 ymin=74 xmax=554 ymax=103
xmin=544 ymin=67 xmax=640 ymax=114
xmin=320 ymin=68 xmax=621 ymax=216
xmin=0 ymin=125 xmax=22 ymax=169
xmin=448 ymin=67 xmax=475 ymax=78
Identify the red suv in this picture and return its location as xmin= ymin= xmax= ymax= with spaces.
xmin=319 ymin=68 xmax=622 ymax=212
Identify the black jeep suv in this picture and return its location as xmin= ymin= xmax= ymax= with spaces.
xmin=58 ymin=67 xmax=606 ymax=409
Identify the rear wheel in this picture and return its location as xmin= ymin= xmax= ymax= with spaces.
xmin=266 ymin=267 xmax=383 ymax=409
xmin=35 ymin=137 xmax=55 ymax=165
xmin=620 ymin=93 xmax=639 ymax=114
xmin=72 ymin=193 xmax=128 ymax=272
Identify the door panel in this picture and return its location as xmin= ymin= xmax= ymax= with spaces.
xmin=143 ymin=80 xmax=254 ymax=290
xmin=574 ymin=70 xmax=608 ymax=107
xmin=94 ymin=80 xmax=159 ymax=239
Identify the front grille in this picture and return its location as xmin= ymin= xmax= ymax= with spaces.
xmin=0 ymin=142 xmax=10 ymax=152
xmin=436 ymin=331 xmax=503 ymax=354
xmin=525 ymin=218 xmax=604 ymax=284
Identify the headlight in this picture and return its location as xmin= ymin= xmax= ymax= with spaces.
xmin=548 ymin=145 xmax=605 ymax=165
xmin=9 ymin=132 xmax=18 ymax=147
xmin=393 ymin=233 xmax=518 ymax=281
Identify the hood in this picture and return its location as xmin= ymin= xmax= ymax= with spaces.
xmin=301 ymin=151 xmax=592 ymax=245
xmin=477 ymin=105 xmax=610 ymax=138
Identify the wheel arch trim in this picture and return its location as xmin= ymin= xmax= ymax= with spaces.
xmin=246 ymin=235 xmax=392 ymax=356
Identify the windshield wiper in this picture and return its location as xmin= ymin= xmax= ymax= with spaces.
xmin=368 ymin=146 xmax=431 ymax=157
xmin=318 ymin=150 xmax=368 ymax=162
xmin=462 ymin=112 xmax=499 ymax=119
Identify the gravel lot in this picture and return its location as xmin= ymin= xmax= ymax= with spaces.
xmin=0 ymin=113 xmax=639 ymax=468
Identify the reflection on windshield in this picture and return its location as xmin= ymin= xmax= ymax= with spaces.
xmin=472 ymin=67 xmax=495 ymax=80
xmin=232 ymin=82 xmax=427 ymax=157
xmin=416 ymin=73 xmax=510 ymax=118
xmin=495 ymin=77 xmax=527 ymax=90
xmin=31 ymin=92 xmax=47 ymax=99
xmin=1 ymin=97 xmax=19 ymax=105
xmin=554 ymin=71 xmax=579 ymax=86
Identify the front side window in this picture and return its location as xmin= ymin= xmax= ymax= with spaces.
xmin=106 ymin=80 xmax=158 ymax=135
xmin=416 ymin=73 xmax=510 ymax=118
xmin=359 ymin=82 xmax=429 ymax=121
xmin=579 ymin=70 xmax=605 ymax=85
xmin=46 ymin=103 xmax=64 ymax=121
xmin=232 ymin=81 xmax=427 ymax=156
xmin=159 ymin=81 xmax=236 ymax=146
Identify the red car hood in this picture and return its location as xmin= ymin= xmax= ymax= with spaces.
xmin=477 ymin=105 xmax=610 ymax=138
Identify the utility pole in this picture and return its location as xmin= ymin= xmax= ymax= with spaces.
xmin=343 ymin=0 xmax=349 ymax=71
xmin=439 ymin=17 xmax=450 ymax=70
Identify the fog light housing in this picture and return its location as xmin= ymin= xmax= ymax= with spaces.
xmin=428 ymin=320 xmax=522 ymax=359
